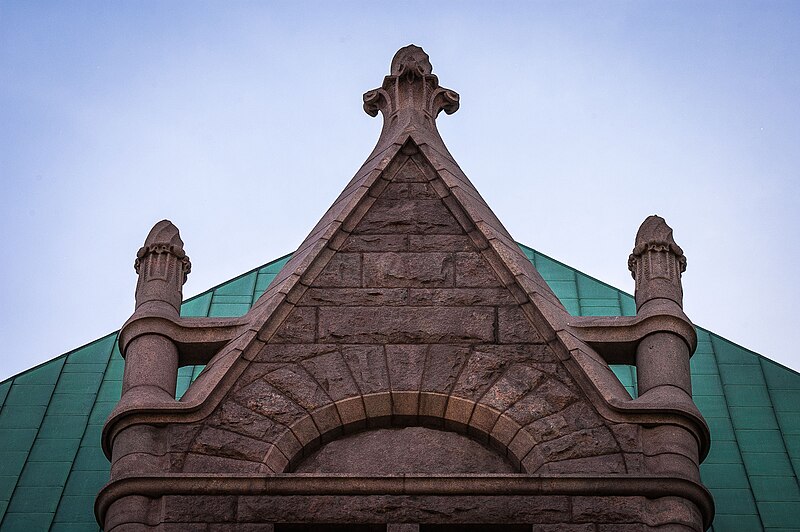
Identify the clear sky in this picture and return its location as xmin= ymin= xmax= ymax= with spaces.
xmin=1 ymin=1 xmax=798 ymax=380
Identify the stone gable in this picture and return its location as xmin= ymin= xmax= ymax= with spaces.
xmin=177 ymin=149 xmax=631 ymax=478
xmin=100 ymin=45 xmax=713 ymax=531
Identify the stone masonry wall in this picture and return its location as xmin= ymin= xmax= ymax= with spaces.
xmin=103 ymin=43 xmax=709 ymax=529
xmin=165 ymin=156 xmax=641 ymax=478
xmin=102 ymin=152 xmax=708 ymax=531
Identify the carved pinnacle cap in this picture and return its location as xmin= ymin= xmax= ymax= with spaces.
xmin=391 ymin=45 xmax=433 ymax=78
xmin=363 ymin=45 xmax=459 ymax=120
xmin=628 ymin=215 xmax=686 ymax=277
xmin=135 ymin=220 xmax=191 ymax=278
xmin=142 ymin=220 xmax=184 ymax=250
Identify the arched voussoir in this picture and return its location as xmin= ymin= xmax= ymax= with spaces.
xmin=263 ymin=391 xmax=543 ymax=474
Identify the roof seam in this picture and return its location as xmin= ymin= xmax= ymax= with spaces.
xmin=614 ymin=288 xmax=637 ymax=399
xmin=0 ymin=381 xmax=10 ymax=411
xmin=0 ymin=357 xmax=64 ymax=529
xmin=710 ymin=334 xmax=767 ymax=529
xmin=49 ymin=335 xmax=116 ymax=530
xmin=574 ymin=266 xmax=585 ymax=317
xmin=758 ymin=356 xmax=800 ymax=492
xmin=248 ymin=269 xmax=260 ymax=310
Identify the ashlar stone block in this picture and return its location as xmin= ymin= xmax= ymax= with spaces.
xmin=421 ymin=344 xmax=470 ymax=393
xmin=312 ymin=253 xmax=362 ymax=287
xmin=341 ymin=345 xmax=390 ymax=394
xmin=354 ymin=198 xmax=462 ymax=235
xmin=264 ymin=365 xmax=333 ymax=411
xmin=300 ymin=350 xmax=360 ymax=401
xmin=455 ymin=252 xmax=503 ymax=287
xmin=317 ymin=306 xmax=495 ymax=344
xmin=362 ymin=252 xmax=454 ymax=287
xmin=233 ymin=378 xmax=307 ymax=428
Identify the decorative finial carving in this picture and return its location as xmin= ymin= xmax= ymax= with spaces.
xmin=363 ymin=45 xmax=459 ymax=139
xmin=628 ymin=215 xmax=686 ymax=310
xmin=391 ymin=45 xmax=433 ymax=79
xmin=134 ymin=220 xmax=191 ymax=313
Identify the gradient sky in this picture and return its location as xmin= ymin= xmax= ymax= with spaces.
xmin=1 ymin=1 xmax=798 ymax=380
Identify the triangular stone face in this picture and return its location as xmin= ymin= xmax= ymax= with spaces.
xmin=178 ymin=148 xmax=629 ymax=477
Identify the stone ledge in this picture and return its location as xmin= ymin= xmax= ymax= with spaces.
xmin=565 ymin=307 xmax=697 ymax=365
xmin=96 ymin=473 xmax=715 ymax=529
xmin=119 ymin=312 xmax=247 ymax=366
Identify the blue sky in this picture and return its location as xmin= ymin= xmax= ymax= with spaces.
xmin=1 ymin=1 xmax=798 ymax=380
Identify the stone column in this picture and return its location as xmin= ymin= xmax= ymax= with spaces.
xmin=628 ymin=215 xmax=691 ymax=399
xmin=120 ymin=220 xmax=191 ymax=403
xmin=630 ymin=216 xmax=702 ymax=485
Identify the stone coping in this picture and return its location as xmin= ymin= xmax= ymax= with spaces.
xmin=96 ymin=473 xmax=714 ymax=529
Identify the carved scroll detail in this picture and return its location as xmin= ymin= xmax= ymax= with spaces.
xmin=363 ymin=45 xmax=460 ymax=149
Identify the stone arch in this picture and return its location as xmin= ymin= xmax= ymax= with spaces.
xmin=183 ymin=349 xmax=630 ymax=477
xmin=257 ymin=392 xmax=535 ymax=473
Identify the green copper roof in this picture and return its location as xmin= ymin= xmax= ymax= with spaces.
xmin=1 ymin=246 xmax=798 ymax=531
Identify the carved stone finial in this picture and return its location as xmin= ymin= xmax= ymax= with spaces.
xmin=628 ymin=215 xmax=686 ymax=310
xmin=139 ymin=220 xmax=186 ymax=255
xmin=134 ymin=220 xmax=191 ymax=313
xmin=363 ymin=45 xmax=459 ymax=143
xmin=390 ymin=44 xmax=433 ymax=79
